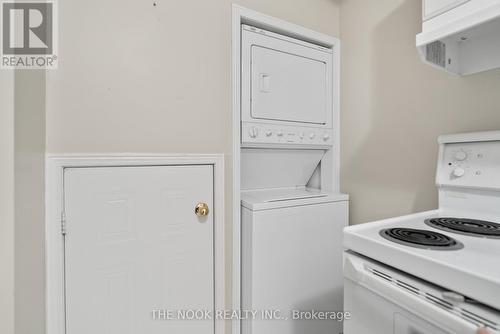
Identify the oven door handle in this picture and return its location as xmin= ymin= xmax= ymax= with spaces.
xmin=344 ymin=253 xmax=497 ymax=334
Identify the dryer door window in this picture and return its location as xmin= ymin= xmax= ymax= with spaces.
xmin=251 ymin=45 xmax=327 ymax=124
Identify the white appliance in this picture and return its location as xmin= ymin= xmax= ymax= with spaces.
xmin=241 ymin=189 xmax=348 ymax=334
xmin=241 ymin=24 xmax=334 ymax=147
xmin=417 ymin=0 xmax=500 ymax=75
xmin=239 ymin=23 xmax=346 ymax=334
xmin=343 ymin=131 xmax=500 ymax=334
xmin=422 ymin=0 xmax=471 ymax=20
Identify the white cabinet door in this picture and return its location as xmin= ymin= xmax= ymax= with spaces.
xmin=423 ymin=0 xmax=470 ymax=20
xmin=64 ymin=165 xmax=214 ymax=334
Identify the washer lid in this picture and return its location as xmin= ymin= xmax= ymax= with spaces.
xmin=241 ymin=188 xmax=348 ymax=211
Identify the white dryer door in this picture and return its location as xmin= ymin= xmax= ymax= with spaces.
xmin=251 ymin=45 xmax=327 ymax=124
xmin=242 ymin=28 xmax=333 ymax=126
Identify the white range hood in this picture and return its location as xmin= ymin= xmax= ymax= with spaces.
xmin=417 ymin=0 xmax=500 ymax=75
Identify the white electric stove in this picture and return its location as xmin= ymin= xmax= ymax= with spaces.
xmin=343 ymin=131 xmax=500 ymax=334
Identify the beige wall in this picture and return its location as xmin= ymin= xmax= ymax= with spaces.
xmin=14 ymin=71 xmax=46 ymax=334
xmin=0 ymin=71 xmax=14 ymax=334
xmin=46 ymin=0 xmax=339 ymax=153
xmin=339 ymin=0 xmax=500 ymax=225
xmin=1 ymin=71 xmax=45 ymax=334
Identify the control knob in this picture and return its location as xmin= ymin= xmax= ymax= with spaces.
xmin=309 ymin=132 xmax=316 ymax=139
xmin=265 ymin=130 xmax=273 ymax=137
xmin=454 ymin=150 xmax=467 ymax=161
xmin=452 ymin=167 xmax=465 ymax=178
xmin=277 ymin=130 xmax=284 ymax=137
xmin=323 ymin=133 xmax=330 ymax=141
xmin=248 ymin=126 xmax=259 ymax=139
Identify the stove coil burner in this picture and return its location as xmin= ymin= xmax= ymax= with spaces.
xmin=425 ymin=217 xmax=500 ymax=239
xmin=380 ymin=228 xmax=464 ymax=250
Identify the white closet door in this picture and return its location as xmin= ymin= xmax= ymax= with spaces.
xmin=64 ymin=165 xmax=214 ymax=334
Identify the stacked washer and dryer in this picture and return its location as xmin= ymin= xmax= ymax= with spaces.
xmin=238 ymin=24 xmax=348 ymax=334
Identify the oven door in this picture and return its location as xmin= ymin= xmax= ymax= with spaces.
xmin=343 ymin=252 xmax=496 ymax=334
xmin=241 ymin=26 xmax=333 ymax=127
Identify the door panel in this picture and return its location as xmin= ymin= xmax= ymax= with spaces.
xmin=64 ymin=165 xmax=214 ymax=334
xmin=251 ymin=45 xmax=327 ymax=124
xmin=344 ymin=280 xmax=452 ymax=334
xmin=241 ymin=27 xmax=333 ymax=128
xmin=394 ymin=313 xmax=451 ymax=334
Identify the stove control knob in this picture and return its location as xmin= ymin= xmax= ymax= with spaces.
xmin=276 ymin=130 xmax=284 ymax=137
xmin=454 ymin=150 xmax=468 ymax=161
xmin=249 ymin=126 xmax=259 ymax=138
xmin=299 ymin=132 xmax=305 ymax=140
xmin=309 ymin=132 xmax=316 ymax=139
xmin=452 ymin=167 xmax=465 ymax=178
xmin=265 ymin=130 xmax=273 ymax=137
xmin=323 ymin=133 xmax=330 ymax=141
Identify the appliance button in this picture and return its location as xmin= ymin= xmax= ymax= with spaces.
xmin=265 ymin=130 xmax=273 ymax=137
xmin=309 ymin=132 xmax=316 ymax=139
xmin=323 ymin=133 xmax=330 ymax=141
xmin=454 ymin=150 xmax=468 ymax=161
xmin=249 ymin=126 xmax=259 ymax=138
xmin=452 ymin=167 xmax=466 ymax=178
xmin=299 ymin=132 xmax=305 ymax=139
xmin=277 ymin=130 xmax=284 ymax=137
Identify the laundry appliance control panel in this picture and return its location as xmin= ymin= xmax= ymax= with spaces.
xmin=241 ymin=122 xmax=333 ymax=146
xmin=437 ymin=140 xmax=500 ymax=190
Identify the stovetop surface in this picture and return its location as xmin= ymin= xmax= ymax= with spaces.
xmin=344 ymin=209 xmax=500 ymax=310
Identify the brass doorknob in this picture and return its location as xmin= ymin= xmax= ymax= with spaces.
xmin=195 ymin=203 xmax=209 ymax=217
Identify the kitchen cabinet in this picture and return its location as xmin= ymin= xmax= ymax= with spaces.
xmin=423 ymin=0 xmax=470 ymax=20
xmin=417 ymin=0 xmax=500 ymax=75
